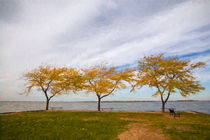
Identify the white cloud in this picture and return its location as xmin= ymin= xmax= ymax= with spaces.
xmin=0 ymin=0 xmax=210 ymax=101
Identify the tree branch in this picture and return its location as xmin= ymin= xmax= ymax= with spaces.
xmin=43 ymin=89 xmax=49 ymax=100
xmin=101 ymin=80 xmax=120 ymax=99
xmin=49 ymin=93 xmax=57 ymax=101
xmin=97 ymin=94 xmax=101 ymax=99
xmin=45 ymin=80 xmax=53 ymax=92
xmin=164 ymin=91 xmax=171 ymax=103
xmin=88 ymin=80 xmax=93 ymax=86
xmin=89 ymin=80 xmax=99 ymax=95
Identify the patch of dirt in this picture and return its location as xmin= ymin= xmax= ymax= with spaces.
xmin=164 ymin=114 xmax=184 ymax=120
xmin=118 ymin=123 xmax=166 ymax=140
xmin=115 ymin=111 xmax=163 ymax=114
xmin=47 ymin=110 xmax=97 ymax=112
xmin=165 ymin=126 xmax=190 ymax=131
xmin=184 ymin=111 xmax=198 ymax=114
xmin=120 ymin=117 xmax=145 ymax=122
xmin=83 ymin=117 xmax=100 ymax=121
xmin=143 ymin=111 xmax=162 ymax=114
xmin=0 ymin=112 xmax=19 ymax=115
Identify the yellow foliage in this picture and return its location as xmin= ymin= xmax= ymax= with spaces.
xmin=83 ymin=65 xmax=135 ymax=99
xmin=23 ymin=65 xmax=84 ymax=99
xmin=133 ymin=54 xmax=205 ymax=104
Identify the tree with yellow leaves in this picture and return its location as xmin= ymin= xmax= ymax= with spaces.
xmin=132 ymin=54 xmax=205 ymax=112
xmin=83 ymin=65 xmax=135 ymax=111
xmin=23 ymin=65 xmax=84 ymax=110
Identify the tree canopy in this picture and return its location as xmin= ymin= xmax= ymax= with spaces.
xmin=23 ymin=65 xmax=84 ymax=110
xmin=83 ymin=65 xmax=135 ymax=111
xmin=22 ymin=54 xmax=205 ymax=112
xmin=132 ymin=54 xmax=205 ymax=112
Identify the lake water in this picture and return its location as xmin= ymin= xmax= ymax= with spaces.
xmin=0 ymin=101 xmax=210 ymax=114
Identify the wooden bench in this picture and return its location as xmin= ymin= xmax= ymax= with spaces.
xmin=50 ymin=107 xmax=63 ymax=110
xmin=169 ymin=108 xmax=180 ymax=118
xmin=101 ymin=108 xmax=114 ymax=111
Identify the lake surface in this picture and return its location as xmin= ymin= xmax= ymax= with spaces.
xmin=0 ymin=101 xmax=210 ymax=114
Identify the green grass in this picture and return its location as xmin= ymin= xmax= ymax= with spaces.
xmin=0 ymin=111 xmax=210 ymax=140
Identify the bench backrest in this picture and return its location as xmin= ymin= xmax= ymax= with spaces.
xmin=169 ymin=108 xmax=175 ymax=113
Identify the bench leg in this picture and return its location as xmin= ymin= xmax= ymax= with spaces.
xmin=173 ymin=114 xmax=180 ymax=118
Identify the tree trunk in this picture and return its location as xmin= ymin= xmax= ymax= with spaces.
xmin=161 ymin=92 xmax=171 ymax=112
xmin=46 ymin=99 xmax=49 ymax=110
xmin=98 ymin=96 xmax=101 ymax=111
xmin=162 ymin=101 xmax=165 ymax=112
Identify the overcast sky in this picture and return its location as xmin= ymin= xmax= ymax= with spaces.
xmin=0 ymin=0 xmax=210 ymax=101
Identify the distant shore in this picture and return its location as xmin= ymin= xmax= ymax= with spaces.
xmin=1 ymin=100 xmax=209 ymax=102
xmin=1 ymin=100 xmax=210 ymax=114
xmin=0 ymin=110 xmax=200 ymax=115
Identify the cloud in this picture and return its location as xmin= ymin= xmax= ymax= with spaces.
xmin=0 ymin=0 xmax=210 ymax=101
xmin=51 ymin=0 xmax=210 ymax=67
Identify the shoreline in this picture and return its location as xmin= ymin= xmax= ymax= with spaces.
xmin=1 ymin=100 xmax=210 ymax=102
xmin=0 ymin=110 xmax=201 ymax=115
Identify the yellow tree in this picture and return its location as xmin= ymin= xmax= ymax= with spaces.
xmin=23 ymin=65 xmax=84 ymax=110
xmin=83 ymin=65 xmax=135 ymax=111
xmin=132 ymin=54 xmax=205 ymax=112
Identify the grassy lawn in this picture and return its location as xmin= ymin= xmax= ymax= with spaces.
xmin=0 ymin=111 xmax=210 ymax=140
